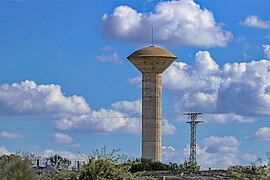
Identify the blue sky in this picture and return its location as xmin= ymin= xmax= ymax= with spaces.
xmin=0 ymin=0 xmax=270 ymax=165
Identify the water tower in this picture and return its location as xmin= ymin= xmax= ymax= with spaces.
xmin=127 ymin=46 xmax=177 ymax=161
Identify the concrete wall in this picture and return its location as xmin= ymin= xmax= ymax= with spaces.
xmin=142 ymin=73 xmax=162 ymax=161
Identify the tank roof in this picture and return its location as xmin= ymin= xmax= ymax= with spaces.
xmin=127 ymin=46 xmax=177 ymax=59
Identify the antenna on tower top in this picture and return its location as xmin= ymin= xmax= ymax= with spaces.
xmin=151 ymin=27 xmax=154 ymax=46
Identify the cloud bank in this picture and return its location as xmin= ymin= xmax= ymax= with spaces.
xmin=96 ymin=51 xmax=122 ymax=64
xmin=131 ymin=50 xmax=270 ymax=120
xmin=102 ymin=0 xmax=232 ymax=47
xmin=202 ymin=136 xmax=239 ymax=154
xmin=240 ymin=15 xmax=270 ymax=29
xmin=0 ymin=146 xmax=85 ymax=161
xmin=52 ymin=133 xmax=73 ymax=144
xmin=0 ymin=80 xmax=90 ymax=116
xmin=42 ymin=149 xmax=85 ymax=160
xmin=0 ymin=146 xmax=10 ymax=156
xmin=0 ymin=131 xmax=22 ymax=139
xmin=249 ymin=127 xmax=270 ymax=141
xmin=56 ymin=109 xmax=140 ymax=134
xmin=56 ymin=99 xmax=176 ymax=135
xmin=162 ymin=136 xmax=257 ymax=165
xmin=263 ymin=45 xmax=270 ymax=60
xmin=0 ymin=80 xmax=176 ymax=135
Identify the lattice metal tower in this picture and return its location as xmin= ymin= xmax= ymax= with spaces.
xmin=185 ymin=112 xmax=203 ymax=163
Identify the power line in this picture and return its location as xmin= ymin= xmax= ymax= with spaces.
xmin=0 ymin=113 xmax=190 ymax=121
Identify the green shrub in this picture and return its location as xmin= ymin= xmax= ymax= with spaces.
xmin=79 ymin=147 xmax=133 ymax=180
xmin=129 ymin=158 xmax=168 ymax=173
xmin=129 ymin=159 xmax=200 ymax=175
xmin=0 ymin=154 xmax=37 ymax=180
xmin=179 ymin=160 xmax=200 ymax=173
xmin=53 ymin=170 xmax=78 ymax=180
xmin=46 ymin=154 xmax=71 ymax=170
xmin=229 ymin=157 xmax=270 ymax=179
xmin=167 ymin=163 xmax=179 ymax=175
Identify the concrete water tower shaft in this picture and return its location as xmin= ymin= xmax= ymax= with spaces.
xmin=127 ymin=46 xmax=177 ymax=161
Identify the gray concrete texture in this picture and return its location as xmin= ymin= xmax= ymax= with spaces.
xmin=127 ymin=46 xmax=177 ymax=161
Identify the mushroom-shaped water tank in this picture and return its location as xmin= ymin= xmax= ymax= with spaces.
xmin=127 ymin=46 xmax=177 ymax=74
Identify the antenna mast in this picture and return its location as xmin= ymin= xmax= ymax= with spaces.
xmin=184 ymin=112 xmax=203 ymax=163
xmin=151 ymin=27 xmax=154 ymax=46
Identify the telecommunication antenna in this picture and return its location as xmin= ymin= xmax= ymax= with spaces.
xmin=184 ymin=112 xmax=203 ymax=163
xmin=151 ymin=27 xmax=154 ymax=46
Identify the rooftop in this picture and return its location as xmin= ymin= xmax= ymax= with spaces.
xmin=127 ymin=46 xmax=177 ymax=59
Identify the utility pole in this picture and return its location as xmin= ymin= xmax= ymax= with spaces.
xmin=185 ymin=112 xmax=203 ymax=163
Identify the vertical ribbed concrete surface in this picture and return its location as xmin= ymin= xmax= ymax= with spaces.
xmin=142 ymin=73 xmax=162 ymax=160
xmin=127 ymin=46 xmax=177 ymax=162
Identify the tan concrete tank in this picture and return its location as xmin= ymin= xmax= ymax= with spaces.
xmin=127 ymin=46 xmax=177 ymax=161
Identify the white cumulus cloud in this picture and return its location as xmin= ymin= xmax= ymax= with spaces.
xmin=56 ymin=110 xmax=176 ymax=135
xmin=249 ymin=127 xmax=270 ymax=141
xmin=0 ymin=147 xmax=86 ymax=161
xmin=56 ymin=99 xmax=176 ymax=135
xmin=162 ymin=136 xmax=257 ymax=165
xmin=111 ymin=99 xmax=141 ymax=114
xmin=202 ymin=136 xmax=239 ymax=153
xmin=162 ymin=119 xmax=176 ymax=135
xmin=0 ymin=81 xmax=174 ymax=135
xmin=52 ymin=133 xmax=73 ymax=144
xmin=0 ymin=146 xmax=11 ymax=156
xmin=263 ymin=45 xmax=270 ymax=60
xmin=162 ymin=146 xmax=177 ymax=163
xmin=42 ymin=149 xmax=86 ymax=160
xmin=96 ymin=51 xmax=122 ymax=64
xmin=131 ymin=50 xmax=270 ymax=119
xmin=102 ymin=0 xmax=232 ymax=47
xmin=0 ymin=80 xmax=90 ymax=116
xmin=240 ymin=15 xmax=270 ymax=29
xmin=56 ymin=109 xmax=140 ymax=134
xmin=0 ymin=131 xmax=22 ymax=139
xmin=204 ymin=114 xmax=254 ymax=123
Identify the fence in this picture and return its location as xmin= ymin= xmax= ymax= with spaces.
xmin=199 ymin=164 xmax=232 ymax=171
xmin=31 ymin=157 xmax=87 ymax=170
xmin=31 ymin=157 xmax=234 ymax=172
